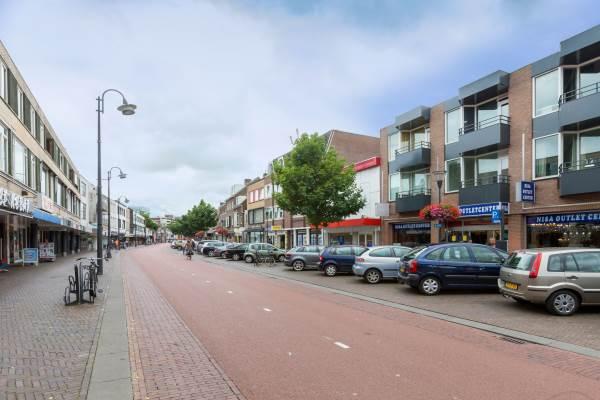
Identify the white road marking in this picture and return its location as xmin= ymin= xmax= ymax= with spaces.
xmin=395 ymin=374 xmax=400 ymax=377
xmin=205 ymin=280 xmax=211 ymax=283
xmin=191 ymin=273 xmax=196 ymax=276
xmin=227 ymin=290 xmax=233 ymax=294
xmin=323 ymin=336 xmax=333 ymax=341
xmin=288 ymin=352 xmax=292 ymax=356
xmin=263 ymin=308 xmax=272 ymax=312
xmin=334 ymin=342 xmax=350 ymax=349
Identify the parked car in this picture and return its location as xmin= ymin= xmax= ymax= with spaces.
xmin=201 ymin=241 xmax=226 ymax=256
xmin=398 ymin=243 xmax=508 ymax=295
xmin=243 ymin=243 xmax=286 ymax=263
xmin=318 ymin=245 xmax=369 ymax=277
xmin=352 ymin=245 xmax=412 ymax=284
xmin=284 ymin=246 xmax=324 ymax=271
xmin=222 ymin=244 xmax=248 ymax=261
xmin=498 ymin=248 xmax=600 ymax=316
xmin=170 ymin=240 xmax=178 ymax=249
xmin=213 ymin=243 xmax=238 ymax=258
xmin=195 ymin=240 xmax=221 ymax=253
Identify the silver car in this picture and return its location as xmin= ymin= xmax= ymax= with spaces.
xmin=284 ymin=246 xmax=324 ymax=271
xmin=352 ymin=245 xmax=412 ymax=284
xmin=498 ymin=248 xmax=600 ymax=316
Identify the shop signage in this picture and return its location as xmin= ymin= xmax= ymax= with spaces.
xmin=393 ymin=222 xmax=430 ymax=230
xmin=271 ymin=225 xmax=282 ymax=231
xmin=39 ymin=242 xmax=56 ymax=261
xmin=526 ymin=212 xmax=600 ymax=225
xmin=516 ymin=181 xmax=535 ymax=202
xmin=23 ymin=248 xmax=39 ymax=264
xmin=0 ymin=188 xmax=32 ymax=214
xmin=459 ymin=202 xmax=509 ymax=217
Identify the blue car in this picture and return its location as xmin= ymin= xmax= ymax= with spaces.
xmin=318 ymin=245 xmax=369 ymax=276
xmin=398 ymin=243 xmax=508 ymax=295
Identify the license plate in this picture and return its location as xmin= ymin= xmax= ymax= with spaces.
xmin=505 ymin=282 xmax=519 ymax=290
xmin=400 ymin=267 xmax=405 ymax=273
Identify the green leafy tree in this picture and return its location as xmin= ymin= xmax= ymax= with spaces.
xmin=272 ymin=133 xmax=365 ymax=227
xmin=168 ymin=200 xmax=218 ymax=237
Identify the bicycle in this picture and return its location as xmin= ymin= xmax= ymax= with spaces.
xmin=65 ymin=257 xmax=101 ymax=305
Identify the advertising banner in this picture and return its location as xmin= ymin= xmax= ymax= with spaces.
xmin=39 ymin=242 xmax=56 ymax=261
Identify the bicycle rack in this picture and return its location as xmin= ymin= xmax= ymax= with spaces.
xmin=64 ymin=262 xmax=98 ymax=306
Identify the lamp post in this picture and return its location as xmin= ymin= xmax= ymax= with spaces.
xmin=106 ymin=167 xmax=127 ymax=259
xmin=431 ymin=170 xmax=446 ymax=243
xmin=96 ymin=89 xmax=136 ymax=275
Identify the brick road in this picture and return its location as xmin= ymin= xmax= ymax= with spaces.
xmin=123 ymin=249 xmax=244 ymax=400
xmin=0 ymin=252 xmax=104 ymax=400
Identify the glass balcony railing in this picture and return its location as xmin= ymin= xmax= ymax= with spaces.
xmin=459 ymin=115 xmax=510 ymax=135
xmin=394 ymin=141 xmax=430 ymax=156
xmin=560 ymin=157 xmax=600 ymax=173
xmin=461 ymin=174 xmax=509 ymax=188
xmin=396 ymin=187 xmax=431 ymax=199
xmin=560 ymin=82 xmax=600 ymax=104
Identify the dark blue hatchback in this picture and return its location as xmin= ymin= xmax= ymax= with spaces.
xmin=398 ymin=243 xmax=508 ymax=295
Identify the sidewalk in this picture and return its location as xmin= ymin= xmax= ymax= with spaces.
xmin=0 ymin=252 xmax=107 ymax=400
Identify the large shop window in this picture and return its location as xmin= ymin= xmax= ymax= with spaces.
xmin=445 ymin=108 xmax=461 ymax=144
xmin=445 ymin=158 xmax=461 ymax=192
xmin=528 ymin=222 xmax=600 ymax=248
xmin=534 ymin=69 xmax=559 ymax=117
xmin=12 ymin=137 xmax=28 ymax=184
xmin=534 ymin=134 xmax=559 ymax=178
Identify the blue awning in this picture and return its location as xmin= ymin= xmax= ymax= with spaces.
xmin=32 ymin=209 xmax=62 ymax=225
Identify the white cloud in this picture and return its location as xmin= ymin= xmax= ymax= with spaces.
xmin=0 ymin=0 xmax=595 ymax=215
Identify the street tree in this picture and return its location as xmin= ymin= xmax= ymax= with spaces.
xmin=168 ymin=200 xmax=218 ymax=237
xmin=272 ymin=133 xmax=365 ymax=228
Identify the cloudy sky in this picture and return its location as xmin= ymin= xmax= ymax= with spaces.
xmin=0 ymin=0 xmax=597 ymax=215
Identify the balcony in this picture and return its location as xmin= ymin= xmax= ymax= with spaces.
xmin=446 ymin=115 xmax=510 ymax=157
xmin=459 ymin=175 xmax=510 ymax=205
xmin=391 ymin=141 xmax=431 ymax=171
xmin=395 ymin=188 xmax=431 ymax=213
xmin=559 ymin=158 xmax=600 ymax=196
xmin=558 ymin=82 xmax=600 ymax=128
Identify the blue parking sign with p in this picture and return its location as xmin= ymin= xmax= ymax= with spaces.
xmin=491 ymin=210 xmax=501 ymax=223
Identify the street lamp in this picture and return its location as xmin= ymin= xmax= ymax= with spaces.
xmin=431 ymin=170 xmax=446 ymax=243
xmin=96 ymin=89 xmax=136 ymax=274
xmin=106 ymin=166 xmax=127 ymax=259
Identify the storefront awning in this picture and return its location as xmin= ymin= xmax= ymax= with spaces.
xmin=32 ymin=209 xmax=61 ymax=225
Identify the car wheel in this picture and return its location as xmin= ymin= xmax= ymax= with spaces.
xmin=232 ymin=253 xmax=241 ymax=261
xmin=418 ymin=276 xmax=441 ymax=295
xmin=546 ymin=290 xmax=580 ymax=316
xmin=277 ymin=255 xmax=285 ymax=262
xmin=364 ymin=269 xmax=382 ymax=284
xmin=208 ymin=250 xmax=215 ymax=257
xmin=292 ymin=260 xmax=305 ymax=271
xmin=244 ymin=255 xmax=254 ymax=264
xmin=324 ymin=264 xmax=337 ymax=277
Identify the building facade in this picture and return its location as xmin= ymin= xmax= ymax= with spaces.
xmin=381 ymin=24 xmax=600 ymax=252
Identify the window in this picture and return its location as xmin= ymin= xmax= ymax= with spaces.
xmin=534 ymin=69 xmax=559 ymax=117
xmin=445 ymin=108 xmax=461 ymax=143
xmin=446 ymin=159 xmax=461 ymax=192
xmin=441 ymin=246 xmax=471 ymax=262
xmin=12 ymin=138 xmax=27 ymax=183
xmin=572 ymin=252 xmax=600 ymax=273
xmin=389 ymin=172 xmax=400 ymax=201
xmin=334 ymin=247 xmax=352 ymax=256
xmin=564 ymin=254 xmax=578 ymax=272
xmin=23 ymin=95 xmax=32 ymax=131
xmin=80 ymin=181 xmax=87 ymax=196
xmin=29 ymin=154 xmax=37 ymax=189
xmin=398 ymin=168 xmax=429 ymax=196
xmin=265 ymin=184 xmax=272 ymax=198
xmin=7 ymin=70 xmax=18 ymax=114
xmin=0 ymin=123 xmax=8 ymax=173
xmin=471 ymin=246 xmax=503 ymax=263
xmin=580 ymin=129 xmax=600 ymax=162
xmin=40 ymin=167 xmax=48 ymax=196
xmin=534 ymin=134 xmax=559 ymax=178
xmin=17 ymin=88 xmax=23 ymax=120
xmin=0 ymin=62 xmax=6 ymax=99
xmin=425 ymin=247 xmax=445 ymax=260
xmin=393 ymin=247 xmax=410 ymax=257
xmin=579 ymin=60 xmax=600 ymax=91
xmin=370 ymin=247 xmax=392 ymax=257
xmin=476 ymin=100 xmax=497 ymax=128
xmin=547 ymin=255 xmax=562 ymax=272
xmin=352 ymin=247 xmax=368 ymax=256
xmin=265 ymin=207 xmax=273 ymax=220
xmin=388 ymin=132 xmax=399 ymax=160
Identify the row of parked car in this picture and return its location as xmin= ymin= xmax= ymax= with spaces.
xmin=173 ymin=239 xmax=600 ymax=316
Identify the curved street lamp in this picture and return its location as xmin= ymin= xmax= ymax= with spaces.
xmin=106 ymin=166 xmax=127 ymax=259
xmin=96 ymin=89 xmax=136 ymax=274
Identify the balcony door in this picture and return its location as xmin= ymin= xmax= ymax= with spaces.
xmin=400 ymin=126 xmax=429 ymax=153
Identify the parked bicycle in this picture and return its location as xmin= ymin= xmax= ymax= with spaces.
xmin=64 ymin=257 xmax=102 ymax=305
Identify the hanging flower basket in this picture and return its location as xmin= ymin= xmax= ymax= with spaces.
xmin=419 ymin=204 xmax=461 ymax=222
xmin=215 ymin=226 xmax=229 ymax=236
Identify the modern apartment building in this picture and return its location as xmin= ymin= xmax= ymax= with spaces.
xmin=245 ymin=176 xmax=266 ymax=243
xmin=0 ymin=41 xmax=83 ymax=262
xmin=381 ymin=24 xmax=600 ymax=251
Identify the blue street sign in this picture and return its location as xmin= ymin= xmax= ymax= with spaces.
xmin=491 ymin=210 xmax=502 ymax=224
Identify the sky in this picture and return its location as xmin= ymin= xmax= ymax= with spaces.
xmin=0 ymin=0 xmax=598 ymax=216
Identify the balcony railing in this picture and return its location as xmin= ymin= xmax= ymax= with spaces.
xmin=395 ymin=141 xmax=430 ymax=156
xmin=396 ymin=187 xmax=431 ymax=199
xmin=461 ymin=174 xmax=509 ymax=188
xmin=560 ymin=82 xmax=600 ymax=104
xmin=459 ymin=115 xmax=510 ymax=135
xmin=559 ymin=157 xmax=600 ymax=173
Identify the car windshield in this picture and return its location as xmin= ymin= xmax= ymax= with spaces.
xmin=504 ymin=252 xmax=536 ymax=271
xmin=402 ymin=246 xmax=428 ymax=260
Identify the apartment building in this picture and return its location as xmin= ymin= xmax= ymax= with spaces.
xmin=0 ymin=41 xmax=82 ymax=262
xmin=245 ymin=177 xmax=266 ymax=243
xmin=217 ymin=181 xmax=248 ymax=242
xmin=381 ymin=24 xmax=600 ymax=251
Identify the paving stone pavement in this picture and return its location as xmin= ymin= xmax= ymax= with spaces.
xmin=0 ymin=252 xmax=108 ymax=400
xmin=124 ymin=250 xmax=245 ymax=400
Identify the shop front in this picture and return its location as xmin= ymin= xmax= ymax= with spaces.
xmin=526 ymin=211 xmax=600 ymax=248
xmin=267 ymin=225 xmax=286 ymax=249
xmin=323 ymin=218 xmax=380 ymax=247
xmin=245 ymin=227 xmax=265 ymax=243
xmin=447 ymin=202 xmax=509 ymax=246
xmin=0 ymin=188 xmax=35 ymax=264
xmin=391 ymin=222 xmax=430 ymax=247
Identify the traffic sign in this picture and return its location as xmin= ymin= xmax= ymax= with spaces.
xmin=491 ymin=210 xmax=502 ymax=224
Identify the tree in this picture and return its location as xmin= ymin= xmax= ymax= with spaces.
xmin=272 ymin=133 xmax=365 ymax=228
xmin=167 ymin=200 xmax=218 ymax=237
